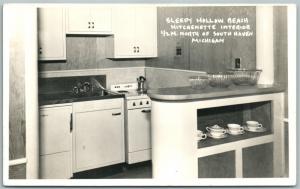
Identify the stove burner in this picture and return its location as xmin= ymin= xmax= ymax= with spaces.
xmin=117 ymin=90 xmax=129 ymax=93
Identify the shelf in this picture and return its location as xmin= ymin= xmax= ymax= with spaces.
xmin=198 ymin=130 xmax=272 ymax=148
xmin=197 ymin=131 xmax=273 ymax=158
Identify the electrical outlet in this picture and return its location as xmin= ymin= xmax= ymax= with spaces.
xmin=176 ymin=46 xmax=182 ymax=56
xmin=235 ymin=58 xmax=241 ymax=69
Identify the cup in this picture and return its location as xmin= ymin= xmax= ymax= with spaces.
xmin=206 ymin=127 xmax=226 ymax=137
xmin=227 ymin=123 xmax=244 ymax=134
xmin=197 ymin=130 xmax=207 ymax=140
xmin=246 ymin=121 xmax=262 ymax=129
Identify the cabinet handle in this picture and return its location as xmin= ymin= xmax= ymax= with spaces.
xmin=39 ymin=47 xmax=42 ymax=54
xmin=133 ymin=46 xmax=136 ymax=53
xmin=141 ymin=109 xmax=151 ymax=113
xmin=137 ymin=46 xmax=140 ymax=53
xmin=40 ymin=114 xmax=48 ymax=117
xmin=70 ymin=113 xmax=73 ymax=132
xmin=112 ymin=112 xmax=121 ymax=116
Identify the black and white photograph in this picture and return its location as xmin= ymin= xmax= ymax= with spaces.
xmin=2 ymin=2 xmax=297 ymax=186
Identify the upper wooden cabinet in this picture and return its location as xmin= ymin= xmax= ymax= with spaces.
xmin=66 ymin=7 xmax=112 ymax=34
xmin=106 ymin=6 xmax=157 ymax=58
xmin=38 ymin=8 xmax=66 ymax=61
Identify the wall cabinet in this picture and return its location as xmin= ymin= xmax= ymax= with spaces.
xmin=66 ymin=7 xmax=112 ymax=34
xmin=106 ymin=6 xmax=157 ymax=58
xmin=73 ymin=99 xmax=125 ymax=173
xmin=39 ymin=105 xmax=72 ymax=179
xmin=38 ymin=8 xmax=66 ymax=61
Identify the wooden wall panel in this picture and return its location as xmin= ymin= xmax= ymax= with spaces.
xmin=188 ymin=6 xmax=256 ymax=72
xmin=9 ymin=164 xmax=26 ymax=179
xmin=146 ymin=6 xmax=256 ymax=72
xmin=145 ymin=67 xmax=206 ymax=89
xmin=39 ymin=36 xmax=145 ymax=72
xmin=273 ymin=6 xmax=288 ymax=117
xmin=9 ymin=20 xmax=26 ymax=160
xmin=146 ymin=7 xmax=190 ymax=70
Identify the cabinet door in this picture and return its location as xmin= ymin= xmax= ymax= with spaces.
xmin=40 ymin=152 xmax=72 ymax=179
xmin=74 ymin=108 xmax=124 ymax=172
xmin=127 ymin=108 xmax=151 ymax=152
xmin=90 ymin=7 xmax=112 ymax=33
xmin=111 ymin=6 xmax=136 ymax=57
xmin=198 ymin=151 xmax=236 ymax=178
xmin=66 ymin=8 xmax=90 ymax=33
xmin=135 ymin=7 xmax=157 ymax=57
xmin=38 ymin=8 xmax=66 ymax=60
xmin=40 ymin=106 xmax=72 ymax=155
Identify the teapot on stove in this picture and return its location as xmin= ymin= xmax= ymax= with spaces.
xmin=137 ymin=76 xmax=147 ymax=94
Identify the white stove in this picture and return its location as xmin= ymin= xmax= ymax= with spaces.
xmin=110 ymin=83 xmax=151 ymax=164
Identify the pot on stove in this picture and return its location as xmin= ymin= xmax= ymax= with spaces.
xmin=137 ymin=76 xmax=147 ymax=94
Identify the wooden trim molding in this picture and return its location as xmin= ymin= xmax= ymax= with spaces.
xmin=9 ymin=158 xmax=27 ymax=166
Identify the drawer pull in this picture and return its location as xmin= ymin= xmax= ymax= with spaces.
xmin=112 ymin=112 xmax=121 ymax=116
xmin=40 ymin=114 xmax=48 ymax=117
xmin=141 ymin=109 xmax=151 ymax=113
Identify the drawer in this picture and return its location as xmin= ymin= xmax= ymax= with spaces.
xmin=73 ymin=98 xmax=123 ymax=112
xmin=40 ymin=151 xmax=72 ymax=179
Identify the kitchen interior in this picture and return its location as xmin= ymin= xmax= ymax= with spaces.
xmin=6 ymin=3 xmax=295 ymax=184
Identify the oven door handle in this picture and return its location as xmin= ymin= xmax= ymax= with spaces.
xmin=141 ymin=109 xmax=151 ymax=113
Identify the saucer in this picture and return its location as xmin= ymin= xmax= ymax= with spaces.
xmin=227 ymin=129 xmax=245 ymax=135
xmin=244 ymin=126 xmax=267 ymax=132
xmin=207 ymin=132 xmax=228 ymax=139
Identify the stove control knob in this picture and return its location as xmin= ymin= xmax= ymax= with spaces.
xmin=146 ymin=101 xmax=149 ymax=105
xmin=140 ymin=101 xmax=143 ymax=105
xmin=133 ymin=102 xmax=136 ymax=106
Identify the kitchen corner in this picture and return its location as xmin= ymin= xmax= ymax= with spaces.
xmin=4 ymin=3 xmax=295 ymax=187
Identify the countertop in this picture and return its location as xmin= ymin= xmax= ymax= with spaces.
xmin=39 ymin=92 xmax=124 ymax=106
xmin=147 ymin=84 xmax=285 ymax=101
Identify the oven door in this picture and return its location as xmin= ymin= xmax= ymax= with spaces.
xmin=127 ymin=108 xmax=151 ymax=164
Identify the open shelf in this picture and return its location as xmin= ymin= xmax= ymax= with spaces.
xmin=198 ymin=130 xmax=272 ymax=149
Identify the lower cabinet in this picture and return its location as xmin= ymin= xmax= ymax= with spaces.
xmin=243 ymin=143 xmax=274 ymax=178
xmin=198 ymin=143 xmax=274 ymax=178
xmin=40 ymin=152 xmax=72 ymax=179
xmin=39 ymin=105 xmax=72 ymax=179
xmin=198 ymin=151 xmax=236 ymax=178
xmin=73 ymin=99 xmax=125 ymax=173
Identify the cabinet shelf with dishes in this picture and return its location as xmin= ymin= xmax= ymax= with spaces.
xmin=151 ymin=92 xmax=285 ymax=179
xmin=197 ymin=100 xmax=273 ymax=149
xmin=196 ymin=100 xmax=278 ymax=178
